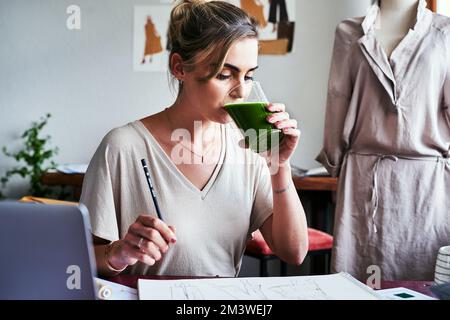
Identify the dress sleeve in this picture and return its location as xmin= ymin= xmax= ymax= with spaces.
xmin=80 ymin=130 xmax=121 ymax=242
xmin=248 ymin=156 xmax=273 ymax=235
xmin=316 ymin=22 xmax=354 ymax=177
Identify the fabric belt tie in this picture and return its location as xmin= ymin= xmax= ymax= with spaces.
xmin=347 ymin=151 xmax=449 ymax=234
xmin=371 ymin=155 xmax=398 ymax=233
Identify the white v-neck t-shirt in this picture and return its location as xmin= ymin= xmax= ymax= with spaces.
xmin=80 ymin=120 xmax=274 ymax=276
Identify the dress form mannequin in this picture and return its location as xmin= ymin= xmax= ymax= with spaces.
xmin=318 ymin=0 xmax=450 ymax=282
xmin=376 ymin=0 xmax=419 ymax=57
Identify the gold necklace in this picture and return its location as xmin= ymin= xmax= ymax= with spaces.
xmin=165 ymin=109 xmax=219 ymax=163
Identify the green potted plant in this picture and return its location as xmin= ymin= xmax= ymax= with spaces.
xmin=0 ymin=113 xmax=62 ymax=199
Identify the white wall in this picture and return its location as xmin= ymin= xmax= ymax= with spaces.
xmin=0 ymin=0 xmax=371 ymax=198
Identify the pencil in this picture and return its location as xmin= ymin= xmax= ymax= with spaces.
xmin=141 ymin=159 xmax=163 ymax=220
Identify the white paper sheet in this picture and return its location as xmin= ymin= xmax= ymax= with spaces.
xmin=56 ymin=163 xmax=88 ymax=174
xmin=138 ymin=272 xmax=381 ymax=300
xmin=305 ymin=166 xmax=329 ymax=176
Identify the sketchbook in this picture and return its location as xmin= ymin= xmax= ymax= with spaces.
xmin=138 ymin=272 xmax=381 ymax=300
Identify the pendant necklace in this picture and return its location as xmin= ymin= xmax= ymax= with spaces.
xmin=165 ymin=109 xmax=219 ymax=163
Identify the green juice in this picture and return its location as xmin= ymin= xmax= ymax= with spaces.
xmin=224 ymin=102 xmax=284 ymax=153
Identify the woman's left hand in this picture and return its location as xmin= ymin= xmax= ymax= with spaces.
xmin=264 ymin=103 xmax=300 ymax=164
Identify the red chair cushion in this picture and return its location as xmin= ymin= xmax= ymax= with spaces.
xmin=245 ymin=228 xmax=333 ymax=257
xmin=245 ymin=229 xmax=274 ymax=256
xmin=307 ymin=228 xmax=333 ymax=251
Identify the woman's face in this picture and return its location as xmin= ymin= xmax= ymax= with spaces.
xmin=182 ymin=37 xmax=259 ymax=124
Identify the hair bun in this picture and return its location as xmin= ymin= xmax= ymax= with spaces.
xmin=178 ymin=0 xmax=206 ymax=6
xmin=184 ymin=0 xmax=206 ymax=4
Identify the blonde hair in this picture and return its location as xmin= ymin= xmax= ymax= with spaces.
xmin=167 ymin=0 xmax=259 ymax=91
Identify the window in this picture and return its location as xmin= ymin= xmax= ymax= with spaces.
xmin=436 ymin=0 xmax=450 ymax=16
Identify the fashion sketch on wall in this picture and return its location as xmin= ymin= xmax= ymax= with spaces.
xmin=227 ymin=0 xmax=296 ymax=55
xmin=133 ymin=6 xmax=171 ymax=72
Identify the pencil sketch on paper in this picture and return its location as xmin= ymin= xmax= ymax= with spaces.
xmin=209 ymin=279 xmax=329 ymax=300
xmin=138 ymin=273 xmax=381 ymax=300
xmin=214 ymin=279 xmax=269 ymax=300
xmin=267 ymin=279 xmax=330 ymax=299
xmin=170 ymin=283 xmax=205 ymax=300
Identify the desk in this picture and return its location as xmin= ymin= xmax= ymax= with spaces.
xmin=292 ymin=176 xmax=338 ymax=192
xmin=41 ymin=173 xmax=337 ymax=205
xmin=105 ymin=275 xmax=436 ymax=298
xmin=41 ymin=172 xmax=338 ymax=234
xmin=41 ymin=172 xmax=84 ymax=199
xmin=292 ymin=176 xmax=338 ymax=234
xmin=42 ymin=173 xmax=339 ymax=191
xmin=42 ymin=173 xmax=338 ymax=192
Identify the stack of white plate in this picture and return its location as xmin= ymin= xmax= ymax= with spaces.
xmin=434 ymin=246 xmax=450 ymax=285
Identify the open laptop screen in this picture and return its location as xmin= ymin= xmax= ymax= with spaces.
xmin=0 ymin=201 xmax=97 ymax=300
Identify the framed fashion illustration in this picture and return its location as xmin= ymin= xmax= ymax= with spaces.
xmin=227 ymin=0 xmax=296 ymax=55
xmin=133 ymin=6 xmax=171 ymax=72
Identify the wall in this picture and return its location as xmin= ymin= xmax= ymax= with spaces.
xmin=0 ymin=0 xmax=370 ymax=198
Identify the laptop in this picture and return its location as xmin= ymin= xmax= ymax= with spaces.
xmin=0 ymin=201 xmax=97 ymax=299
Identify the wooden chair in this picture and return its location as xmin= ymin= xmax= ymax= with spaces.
xmin=244 ymin=228 xmax=333 ymax=276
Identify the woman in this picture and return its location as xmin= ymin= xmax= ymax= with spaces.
xmin=81 ymin=0 xmax=308 ymax=277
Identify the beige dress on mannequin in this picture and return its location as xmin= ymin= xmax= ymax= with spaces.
xmin=317 ymin=0 xmax=450 ymax=281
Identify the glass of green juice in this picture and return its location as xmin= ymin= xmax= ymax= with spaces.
xmin=224 ymin=81 xmax=284 ymax=153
